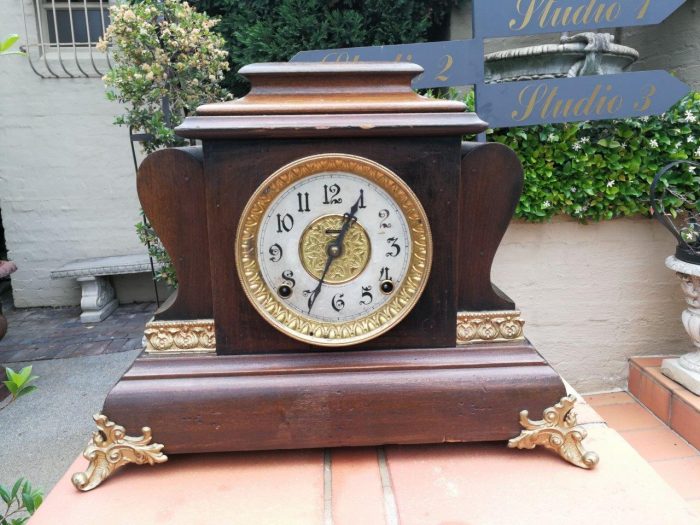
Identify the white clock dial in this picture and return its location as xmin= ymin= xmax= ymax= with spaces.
xmin=258 ymin=172 xmax=410 ymax=323
xmin=235 ymin=154 xmax=432 ymax=347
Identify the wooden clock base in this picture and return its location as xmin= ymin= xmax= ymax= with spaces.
xmin=71 ymin=341 xmax=601 ymax=490
xmin=101 ymin=341 xmax=564 ymax=453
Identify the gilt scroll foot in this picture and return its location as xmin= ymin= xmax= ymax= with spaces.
xmin=508 ymin=395 xmax=599 ymax=469
xmin=72 ymin=414 xmax=167 ymax=491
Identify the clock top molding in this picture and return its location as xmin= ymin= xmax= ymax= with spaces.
xmin=175 ymin=62 xmax=487 ymax=140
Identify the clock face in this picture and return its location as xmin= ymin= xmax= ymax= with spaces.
xmin=235 ymin=154 xmax=432 ymax=346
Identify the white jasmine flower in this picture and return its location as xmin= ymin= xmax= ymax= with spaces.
xmin=650 ymin=139 xmax=659 ymax=148
xmin=580 ymin=136 xmax=590 ymax=144
xmin=685 ymin=110 xmax=697 ymax=123
xmin=547 ymin=133 xmax=557 ymax=143
xmin=572 ymin=142 xmax=582 ymax=151
xmin=689 ymin=166 xmax=697 ymax=173
xmin=676 ymin=141 xmax=683 ymax=149
xmin=688 ymin=136 xmax=696 ymax=143
xmin=640 ymin=116 xmax=650 ymax=122
xmin=607 ymin=180 xmax=615 ymax=188
xmin=542 ymin=201 xmax=551 ymax=209
xmin=570 ymin=187 xmax=577 ymax=193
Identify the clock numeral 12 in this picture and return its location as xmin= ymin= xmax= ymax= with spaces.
xmin=323 ymin=184 xmax=342 ymax=204
xmin=276 ymin=213 xmax=294 ymax=233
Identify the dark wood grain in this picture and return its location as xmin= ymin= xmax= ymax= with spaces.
xmin=457 ymin=142 xmax=524 ymax=312
xmin=104 ymin=343 xmax=567 ymax=454
xmin=204 ymin=136 xmax=460 ymax=354
xmin=137 ymin=147 xmax=212 ymax=321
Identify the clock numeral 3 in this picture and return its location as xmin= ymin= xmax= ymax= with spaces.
xmin=323 ymin=184 xmax=343 ymax=204
xmin=386 ymin=237 xmax=401 ymax=257
xmin=360 ymin=285 xmax=373 ymax=305
xmin=331 ymin=293 xmax=345 ymax=312
xmin=269 ymin=243 xmax=283 ymax=262
xmin=276 ymin=213 xmax=294 ymax=233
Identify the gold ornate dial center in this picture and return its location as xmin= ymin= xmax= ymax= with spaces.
xmin=299 ymin=214 xmax=371 ymax=284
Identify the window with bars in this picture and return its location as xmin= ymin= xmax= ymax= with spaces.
xmin=21 ymin=0 xmax=112 ymax=78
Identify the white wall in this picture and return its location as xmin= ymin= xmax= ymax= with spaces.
xmin=0 ymin=1 xmax=147 ymax=307
xmin=493 ymin=217 xmax=688 ymax=393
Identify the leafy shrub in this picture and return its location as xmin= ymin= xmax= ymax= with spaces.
xmin=193 ymin=0 xmax=459 ymax=95
xmin=487 ymin=93 xmax=700 ymax=222
xmin=99 ymin=0 xmax=230 ymax=152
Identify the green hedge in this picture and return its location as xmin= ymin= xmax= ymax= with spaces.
xmin=194 ymin=0 xmax=458 ymax=95
xmin=484 ymin=92 xmax=700 ymax=222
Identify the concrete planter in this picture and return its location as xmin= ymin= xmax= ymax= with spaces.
xmin=485 ymin=33 xmax=638 ymax=83
xmin=662 ymin=256 xmax=700 ymax=395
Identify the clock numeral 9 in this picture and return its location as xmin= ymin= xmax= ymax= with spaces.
xmin=323 ymin=184 xmax=343 ymax=204
xmin=269 ymin=243 xmax=283 ymax=262
xmin=331 ymin=293 xmax=345 ymax=312
xmin=360 ymin=285 xmax=373 ymax=305
xmin=378 ymin=209 xmax=391 ymax=229
xmin=276 ymin=213 xmax=294 ymax=233
xmin=386 ymin=237 xmax=401 ymax=257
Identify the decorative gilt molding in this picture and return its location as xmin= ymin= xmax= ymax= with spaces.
xmin=235 ymin=154 xmax=433 ymax=347
xmin=508 ymin=396 xmax=599 ymax=469
xmin=456 ymin=310 xmax=525 ymax=345
xmin=144 ymin=319 xmax=216 ymax=354
xmin=72 ymin=414 xmax=167 ymax=491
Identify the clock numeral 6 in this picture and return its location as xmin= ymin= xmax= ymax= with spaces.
xmin=276 ymin=213 xmax=294 ymax=233
xmin=331 ymin=293 xmax=345 ymax=312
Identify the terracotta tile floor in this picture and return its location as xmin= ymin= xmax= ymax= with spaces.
xmin=586 ymin=390 xmax=700 ymax=511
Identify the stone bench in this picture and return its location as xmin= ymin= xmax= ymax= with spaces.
xmin=51 ymin=255 xmax=158 ymax=323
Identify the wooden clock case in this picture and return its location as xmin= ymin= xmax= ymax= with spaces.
xmin=102 ymin=63 xmax=566 ymax=454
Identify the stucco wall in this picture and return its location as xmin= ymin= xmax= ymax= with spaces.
xmin=450 ymin=0 xmax=700 ymax=90
xmin=0 ymin=2 xmax=148 ymax=307
xmin=493 ymin=217 xmax=688 ymax=392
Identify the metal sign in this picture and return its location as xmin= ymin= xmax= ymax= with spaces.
xmin=293 ymin=39 xmax=483 ymax=89
xmin=474 ymin=0 xmax=687 ymax=38
xmin=290 ymin=0 xmax=690 ymax=128
xmin=478 ymin=71 xmax=690 ymax=128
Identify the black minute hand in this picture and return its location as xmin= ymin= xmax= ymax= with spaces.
xmin=306 ymin=193 xmax=363 ymax=313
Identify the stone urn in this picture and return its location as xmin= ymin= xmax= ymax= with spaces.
xmin=484 ymin=32 xmax=638 ymax=83
xmin=662 ymin=256 xmax=700 ymax=395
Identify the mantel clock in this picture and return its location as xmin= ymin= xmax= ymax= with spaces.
xmin=71 ymin=63 xmax=597 ymax=491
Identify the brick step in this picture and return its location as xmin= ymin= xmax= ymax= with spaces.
xmin=629 ymin=356 xmax=700 ymax=451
